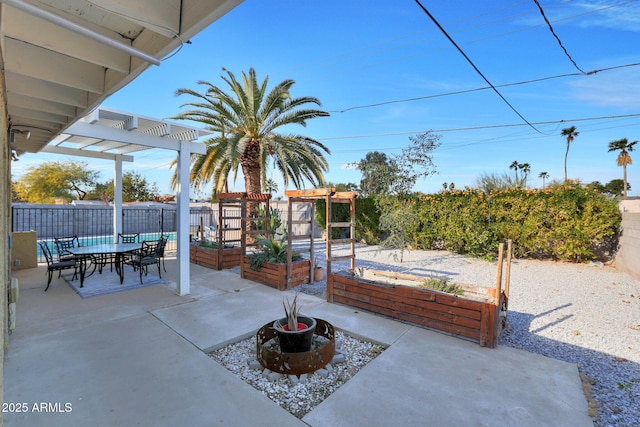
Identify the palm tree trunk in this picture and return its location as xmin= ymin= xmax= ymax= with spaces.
xmin=623 ymin=165 xmax=628 ymax=199
xmin=564 ymin=143 xmax=570 ymax=182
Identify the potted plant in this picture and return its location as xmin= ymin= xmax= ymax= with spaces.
xmin=272 ymin=294 xmax=317 ymax=353
xmin=313 ymin=257 xmax=323 ymax=282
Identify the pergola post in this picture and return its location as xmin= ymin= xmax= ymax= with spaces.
xmin=175 ymin=140 xmax=191 ymax=295
xmin=113 ymin=156 xmax=123 ymax=241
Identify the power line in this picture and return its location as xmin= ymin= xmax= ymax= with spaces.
xmin=328 ymin=61 xmax=640 ymax=113
xmin=415 ymin=1 xmax=543 ymax=133
xmin=318 ymin=113 xmax=640 ymax=141
xmin=532 ymin=0 xmax=587 ymax=74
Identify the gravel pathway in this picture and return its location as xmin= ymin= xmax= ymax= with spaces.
xmin=294 ymin=242 xmax=640 ymax=427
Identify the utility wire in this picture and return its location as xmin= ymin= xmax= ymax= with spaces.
xmin=532 ymin=0 xmax=587 ymax=74
xmin=329 ymin=61 xmax=640 ymax=113
xmin=318 ymin=113 xmax=640 ymax=141
xmin=414 ymin=0 xmax=543 ymax=134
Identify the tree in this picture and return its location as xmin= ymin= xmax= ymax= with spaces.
xmin=539 ymin=171 xmax=549 ymax=188
xmin=509 ymin=160 xmax=520 ymax=183
xmin=170 ymin=68 xmax=330 ymax=198
xmin=353 ymin=132 xmax=441 ymax=197
xmin=561 ymin=126 xmax=579 ymax=182
xmin=263 ymin=178 xmax=279 ymax=196
xmin=608 ymin=137 xmax=637 ymax=199
xmin=14 ymin=161 xmax=99 ymax=203
xmin=100 ymin=171 xmax=160 ymax=202
xmin=353 ymin=151 xmax=400 ymax=196
xmin=508 ymin=161 xmax=529 ymax=187
xmin=604 ymin=179 xmax=631 ymax=197
xmin=520 ymin=163 xmax=531 ymax=187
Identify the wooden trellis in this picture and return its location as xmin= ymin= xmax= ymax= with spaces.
xmin=284 ymin=188 xmax=358 ymax=289
xmin=217 ymin=192 xmax=271 ymax=256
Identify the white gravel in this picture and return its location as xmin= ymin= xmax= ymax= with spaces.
xmin=231 ymin=242 xmax=640 ymax=426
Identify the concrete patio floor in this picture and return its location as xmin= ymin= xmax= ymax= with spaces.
xmin=4 ymin=259 xmax=593 ymax=426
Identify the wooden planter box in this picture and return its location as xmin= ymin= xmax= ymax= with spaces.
xmin=327 ymin=269 xmax=507 ymax=348
xmin=241 ymin=256 xmax=311 ymax=291
xmin=190 ymin=244 xmax=242 ymax=270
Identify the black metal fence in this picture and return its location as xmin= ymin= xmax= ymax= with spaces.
xmin=12 ymin=204 xmax=215 ymax=262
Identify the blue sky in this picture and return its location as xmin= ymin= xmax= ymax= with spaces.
xmin=14 ymin=0 xmax=640 ymax=198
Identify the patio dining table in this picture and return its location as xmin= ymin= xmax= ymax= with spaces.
xmin=69 ymin=243 xmax=142 ymax=287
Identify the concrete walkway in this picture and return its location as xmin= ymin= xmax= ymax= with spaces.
xmin=4 ymin=261 xmax=593 ymax=426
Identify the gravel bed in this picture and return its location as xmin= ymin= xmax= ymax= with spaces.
xmin=208 ymin=331 xmax=384 ymax=419
xmin=237 ymin=242 xmax=639 ymax=426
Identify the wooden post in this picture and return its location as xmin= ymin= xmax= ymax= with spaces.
xmin=350 ymin=197 xmax=356 ymax=270
xmin=326 ymin=192 xmax=332 ymax=275
xmin=494 ymin=242 xmax=504 ymax=306
xmin=310 ymin=200 xmax=315 ymax=281
xmin=505 ymin=239 xmax=512 ymax=298
xmin=286 ymin=195 xmax=293 ymax=289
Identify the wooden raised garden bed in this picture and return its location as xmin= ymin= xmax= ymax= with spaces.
xmin=240 ymin=256 xmax=311 ymax=291
xmin=190 ymin=244 xmax=242 ymax=270
xmin=327 ymin=268 xmax=508 ymax=348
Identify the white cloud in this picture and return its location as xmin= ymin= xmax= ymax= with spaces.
xmin=569 ymin=68 xmax=640 ymax=109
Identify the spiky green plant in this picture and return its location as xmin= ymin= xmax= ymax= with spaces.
xmin=419 ymin=276 xmax=464 ymax=296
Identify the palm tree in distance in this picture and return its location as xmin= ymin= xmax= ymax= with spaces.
xmin=509 ymin=160 xmax=520 ymax=183
xmin=561 ymin=126 xmax=579 ymax=182
xmin=608 ymin=138 xmax=637 ymax=199
xmin=520 ymin=163 xmax=531 ymax=187
xmin=263 ymin=177 xmax=279 ymax=196
xmin=170 ymin=68 xmax=330 ymax=197
xmin=539 ymin=171 xmax=549 ymax=188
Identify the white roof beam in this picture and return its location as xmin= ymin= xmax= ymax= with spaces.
xmin=5 ymin=72 xmax=89 ymax=109
xmin=3 ymin=6 xmax=131 ymax=73
xmin=41 ymin=145 xmax=134 ymax=162
xmin=66 ymin=121 xmax=207 ymax=154
xmin=7 ymin=93 xmax=78 ymax=117
xmin=5 ymin=38 xmax=105 ymax=94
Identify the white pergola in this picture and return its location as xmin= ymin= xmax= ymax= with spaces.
xmin=41 ymin=106 xmax=210 ymax=295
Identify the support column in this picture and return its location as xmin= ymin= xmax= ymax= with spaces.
xmin=113 ymin=156 xmax=123 ymax=241
xmin=175 ymin=140 xmax=191 ymax=295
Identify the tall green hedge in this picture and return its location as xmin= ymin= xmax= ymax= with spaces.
xmin=315 ymin=185 xmax=621 ymax=262
xmin=413 ymin=185 xmax=621 ymax=261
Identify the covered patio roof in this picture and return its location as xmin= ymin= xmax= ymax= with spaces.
xmin=38 ymin=105 xmax=212 ymax=296
xmin=2 ymin=0 xmax=242 ymax=155
xmin=41 ymin=106 xmax=210 ymax=161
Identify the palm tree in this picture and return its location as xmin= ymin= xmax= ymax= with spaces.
xmin=263 ymin=177 xmax=278 ymax=196
xmin=520 ymin=163 xmax=531 ymax=187
xmin=561 ymin=126 xmax=579 ymax=182
xmin=170 ymin=68 xmax=330 ymax=197
xmin=608 ymin=138 xmax=637 ymax=199
xmin=509 ymin=160 xmax=520 ymax=183
xmin=539 ymin=171 xmax=549 ymax=188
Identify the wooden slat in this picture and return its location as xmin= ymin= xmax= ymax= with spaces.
xmin=285 ymin=188 xmax=335 ymax=197
xmin=329 ymin=222 xmax=353 ymax=228
xmin=290 ymin=234 xmax=312 ymax=240
xmin=328 ymin=255 xmax=354 ymax=262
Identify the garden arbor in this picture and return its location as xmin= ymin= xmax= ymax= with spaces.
xmin=284 ymin=188 xmax=358 ymax=289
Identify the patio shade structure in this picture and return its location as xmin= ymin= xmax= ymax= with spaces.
xmin=43 ymin=106 xmax=211 ymax=295
xmin=1 ymin=0 xmax=244 ymax=298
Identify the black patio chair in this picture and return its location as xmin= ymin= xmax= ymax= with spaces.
xmin=124 ymin=238 xmax=165 ymax=284
xmin=54 ymin=236 xmax=97 ymax=276
xmin=157 ymin=235 xmax=168 ymax=273
xmin=40 ymin=242 xmax=78 ymax=292
xmin=118 ymin=233 xmax=139 ymax=243
xmin=102 ymin=233 xmax=141 ymax=271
